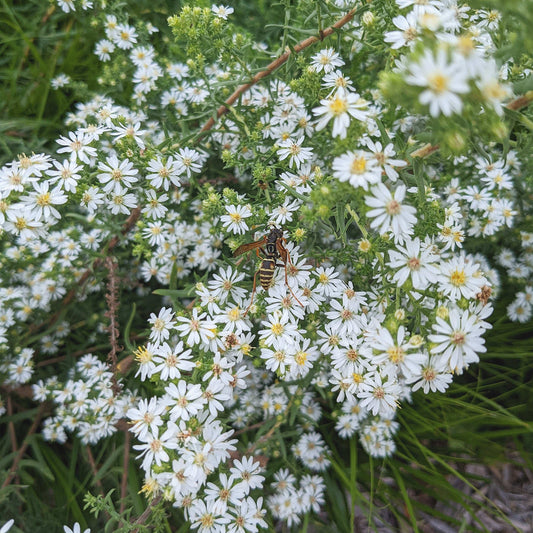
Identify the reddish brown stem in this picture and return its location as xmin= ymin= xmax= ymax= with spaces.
xmin=86 ymin=445 xmax=105 ymax=497
xmin=199 ymin=7 xmax=358 ymax=135
xmin=1 ymin=403 xmax=46 ymax=488
xmin=131 ymin=495 xmax=162 ymax=533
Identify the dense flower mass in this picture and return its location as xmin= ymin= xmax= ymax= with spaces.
xmin=0 ymin=0 xmax=531 ymax=530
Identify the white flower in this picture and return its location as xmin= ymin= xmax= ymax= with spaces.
xmin=164 ymin=380 xmax=206 ymax=421
xmin=47 ymin=159 xmax=83 ymax=192
xmin=175 ymin=308 xmax=216 ymax=347
xmin=111 ymin=122 xmax=146 ymax=149
xmin=364 ymin=140 xmax=407 ymax=182
xmin=152 ymin=341 xmax=195 ymax=380
xmin=220 ymin=204 xmax=252 ymax=235
xmin=357 ymin=372 xmax=400 ymax=416
xmin=384 ymin=13 xmax=419 ymax=49
xmin=312 ymin=88 xmax=368 ymax=139
xmin=230 ymin=456 xmax=265 ymax=493
xmin=80 ymin=186 xmax=104 ymax=214
xmin=211 ymin=4 xmax=234 ymax=19
xmin=0 ymin=520 xmax=14 ymax=533
xmin=107 ymin=190 xmax=137 ymax=214
xmin=114 ymin=23 xmax=138 ymax=50
xmin=22 ymin=181 xmax=67 ymax=221
xmin=146 ymin=156 xmax=182 ymax=190
xmin=95 ymin=39 xmax=115 ymax=61
xmin=428 ymin=309 xmax=487 ymax=372
xmin=365 ymin=183 xmax=417 ymax=242
xmin=56 ymin=131 xmax=97 ymax=163
xmin=97 ymin=155 xmax=138 ymax=194
xmin=63 ymin=523 xmax=90 ymax=533
xmin=51 ymin=74 xmax=71 ymax=89
xmin=406 ymin=49 xmax=470 ymax=117
xmin=127 ymin=397 xmax=165 ymax=441
xmin=310 ymin=47 xmax=345 ymax=74
xmin=406 ymin=353 xmax=453 ymax=393
xmin=133 ymin=425 xmax=179 ymax=471
xmin=439 ymin=255 xmax=486 ymax=301
xmin=175 ymin=147 xmax=203 ymax=177
xmin=369 ymin=326 xmax=426 ymax=379
xmin=148 ymin=307 xmax=176 ymax=344
xmin=142 ymin=189 xmax=169 ymax=219
xmin=259 ymin=312 xmax=303 ymax=350
xmin=267 ymin=198 xmax=301 ymax=225
xmin=332 ymin=149 xmax=382 ymax=189
xmin=387 ymin=237 xmax=440 ymax=290
xmin=277 ymin=136 xmax=313 ymax=169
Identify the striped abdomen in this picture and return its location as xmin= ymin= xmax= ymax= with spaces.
xmin=259 ymin=259 xmax=276 ymax=290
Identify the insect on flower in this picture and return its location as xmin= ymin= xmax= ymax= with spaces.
xmin=234 ymin=227 xmax=303 ymax=315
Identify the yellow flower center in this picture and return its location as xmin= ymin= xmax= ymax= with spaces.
xmin=428 ymin=72 xmax=449 ymax=94
xmin=228 ymin=307 xmax=241 ymax=321
xmin=295 ymin=351 xmax=308 ymax=365
xmin=387 ymin=346 xmax=405 ymax=364
xmin=36 ymin=192 xmax=51 ymax=207
xmin=350 ymin=156 xmax=367 ymax=174
xmin=329 ymin=95 xmax=348 ymax=115
xmin=271 ymin=323 xmax=284 ymax=336
xmin=450 ymin=269 xmax=466 ymax=286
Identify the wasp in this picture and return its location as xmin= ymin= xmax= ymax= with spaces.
xmin=234 ymin=227 xmax=303 ymax=315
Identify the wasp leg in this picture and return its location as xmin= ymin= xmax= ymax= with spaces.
xmin=243 ymin=267 xmax=260 ymax=317
xmin=275 ymin=261 xmax=304 ymax=307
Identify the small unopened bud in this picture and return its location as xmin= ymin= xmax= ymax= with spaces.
xmin=362 ymin=11 xmax=375 ymax=26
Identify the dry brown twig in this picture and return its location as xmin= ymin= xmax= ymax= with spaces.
xmin=104 ymin=256 xmax=123 ymax=394
xmin=1 ymin=403 xmax=47 ymax=489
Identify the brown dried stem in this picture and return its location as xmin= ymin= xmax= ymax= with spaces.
xmin=1 ymin=403 xmax=47 ymax=489
xmin=104 ymin=256 xmax=122 ymax=394
xmin=131 ymin=495 xmax=163 ymax=533
xmin=199 ymin=7 xmax=358 ymax=136
xmin=86 ymin=445 xmax=106 ymax=497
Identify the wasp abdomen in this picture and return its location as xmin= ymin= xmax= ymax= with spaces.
xmin=259 ymin=259 xmax=276 ymax=290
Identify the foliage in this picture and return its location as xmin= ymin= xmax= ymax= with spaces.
xmin=0 ymin=0 xmax=532 ymax=532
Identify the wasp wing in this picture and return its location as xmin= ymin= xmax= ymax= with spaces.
xmin=233 ymin=237 xmax=266 ymax=257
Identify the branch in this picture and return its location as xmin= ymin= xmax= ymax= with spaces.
xmin=199 ymin=7 xmax=358 ymax=135
xmin=131 ymin=495 xmax=162 ymax=533
xmin=104 ymin=256 xmax=122 ymax=394
xmin=411 ymin=92 xmax=533 ymax=159
xmin=506 ymin=90 xmax=533 ymax=111
xmin=1 ymin=403 xmax=47 ymax=488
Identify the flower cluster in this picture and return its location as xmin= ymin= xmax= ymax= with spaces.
xmin=0 ymin=0 xmax=531 ymax=530
xmin=32 ymin=354 xmax=136 ymax=444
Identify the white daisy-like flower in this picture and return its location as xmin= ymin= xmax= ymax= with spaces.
xmin=312 ymin=88 xmax=368 ymax=139
xmin=211 ymin=4 xmax=234 ymax=19
xmin=387 ymin=237 xmax=440 ymax=290
xmin=332 ymin=150 xmax=382 ymax=189
xmin=220 ymin=204 xmax=252 ymax=235
xmin=428 ymin=309 xmax=487 ymax=372
xmin=277 ymin=136 xmax=314 ymax=169
xmin=406 ymin=48 xmax=470 ymax=117
xmin=365 ymin=183 xmax=417 ymax=242
xmin=310 ymin=47 xmax=345 ymax=74
xmin=439 ymin=255 xmax=486 ymax=301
